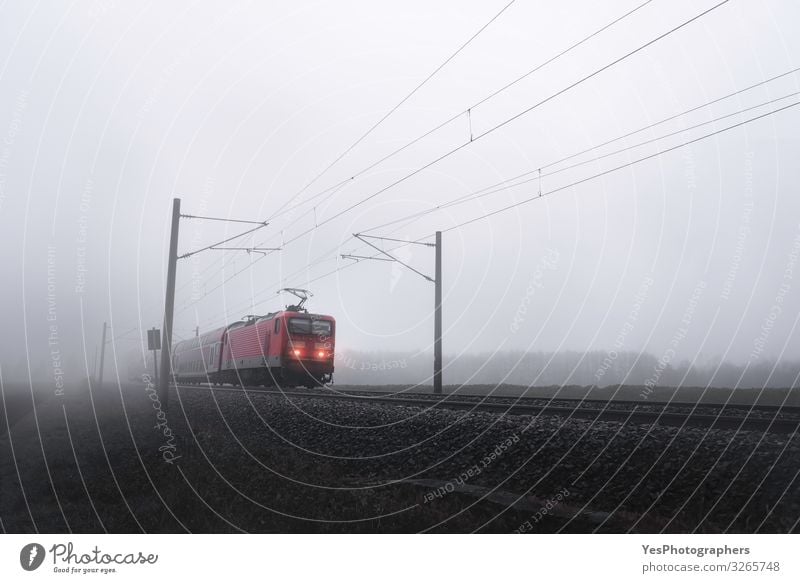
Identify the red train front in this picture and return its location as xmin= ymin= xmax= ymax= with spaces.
xmin=172 ymin=304 xmax=335 ymax=388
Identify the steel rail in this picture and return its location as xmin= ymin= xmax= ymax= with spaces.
xmin=173 ymin=384 xmax=800 ymax=434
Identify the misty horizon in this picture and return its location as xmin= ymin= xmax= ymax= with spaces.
xmin=3 ymin=0 xmax=800 ymax=545
xmin=2 ymin=0 xmax=799 ymax=392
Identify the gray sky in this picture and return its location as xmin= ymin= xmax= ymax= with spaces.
xmin=1 ymin=0 xmax=799 ymax=384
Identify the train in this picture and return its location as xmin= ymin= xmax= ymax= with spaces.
xmin=171 ymin=291 xmax=335 ymax=388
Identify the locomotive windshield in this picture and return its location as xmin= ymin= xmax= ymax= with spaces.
xmin=312 ymin=320 xmax=332 ymax=335
xmin=288 ymin=318 xmax=332 ymax=336
xmin=288 ymin=318 xmax=311 ymax=334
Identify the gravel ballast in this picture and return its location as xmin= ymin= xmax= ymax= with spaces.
xmin=1 ymin=383 xmax=798 ymax=533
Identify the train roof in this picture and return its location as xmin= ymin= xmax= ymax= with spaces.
xmin=174 ymin=311 xmax=335 ymax=349
xmin=279 ymin=310 xmax=335 ymax=320
xmin=173 ymin=325 xmax=229 ymax=350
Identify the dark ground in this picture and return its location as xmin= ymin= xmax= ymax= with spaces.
xmin=1 ymin=381 xmax=798 ymax=533
xmin=334 ymin=382 xmax=800 ymax=406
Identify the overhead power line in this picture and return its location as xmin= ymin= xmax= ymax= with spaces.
xmin=441 ymin=99 xmax=800 ymax=233
xmin=538 ymin=65 xmax=800 ymax=173
xmin=271 ymin=0 xmax=731 ymax=251
xmin=264 ymin=0 xmax=519 ymax=224
xmin=179 ymin=213 xmax=268 ymax=225
xmin=265 ymin=97 xmax=800 ymax=314
xmin=353 ymin=234 xmax=435 ymax=247
xmin=362 ymin=88 xmax=800 ymax=233
xmin=176 ymin=0 xmax=522 ymax=295
xmin=236 ymin=60 xmax=798 ymax=274
xmin=353 ymin=234 xmax=435 ymax=282
xmin=209 ymin=246 xmax=282 ymax=255
xmin=248 ymin=97 xmax=800 ymax=320
xmin=194 ymin=68 xmax=798 ymax=326
xmin=341 ymin=254 xmax=394 ymax=263
xmin=178 ymin=222 xmax=269 ymax=259
xmin=197 ymin=236 xmax=428 ymax=331
xmin=258 ymin=0 xmax=657 ymax=232
xmin=178 ymin=0 xmax=663 ymax=303
xmin=177 ymin=0 xmax=729 ymax=321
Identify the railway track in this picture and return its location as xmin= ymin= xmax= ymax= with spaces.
xmin=174 ymin=384 xmax=800 ymax=434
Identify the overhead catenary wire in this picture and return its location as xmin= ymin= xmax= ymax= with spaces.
xmin=194 ymin=229 xmax=424 ymax=328
xmin=179 ymin=213 xmax=268 ymax=225
xmin=354 ymin=234 xmax=434 ymax=282
xmin=189 ymin=68 xmax=798 ymax=327
xmin=193 ymin=213 xmax=437 ymax=329
xmin=260 ymin=62 xmax=800 ymax=265
xmin=172 ymin=214 xmax=269 ymax=294
xmin=297 ymin=71 xmax=800 ymax=278
xmin=180 ymin=0 xmax=660 ymax=295
xmin=263 ymin=0 xmax=732 ymax=251
xmin=174 ymin=221 xmax=279 ymax=294
xmin=181 ymin=0 xmax=727 ymax=313
xmin=177 ymin=222 xmax=269 ymax=259
xmin=197 ymin=236 xmax=430 ymax=330
xmin=341 ymin=254 xmax=395 ymax=263
xmin=173 ymin=2 xmax=518 ymax=297
xmin=262 ymin=0 xmax=657 ymax=227
xmin=440 ymin=99 xmax=800 ymax=233
xmin=538 ymin=65 xmax=800 ymax=173
xmin=353 ymin=234 xmax=435 ymax=247
xmin=362 ymin=88 xmax=800 ymax=233
xmin=237 ymin=97 xmax=800 ymax=324
xmin=262 ymin=0 xmax=519 ymax=225
xmin=210 ymin=246 xmax=282 ymax=253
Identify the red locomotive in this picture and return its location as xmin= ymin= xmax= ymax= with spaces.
xmin=172 ymin=289 xmax=335 ymax=388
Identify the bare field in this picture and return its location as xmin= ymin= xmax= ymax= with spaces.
xmin=1 ymin=382 xmax=798 ymax=533
xmin=331 ymin=383 xmax=800 ymax=407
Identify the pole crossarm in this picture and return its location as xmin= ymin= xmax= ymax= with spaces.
xmin=355 ymin=233 xmax=435 ymax=247
xmin=178 ymin=223 xmax=269 ymax=259
xmin=341 ymin=253 xmax=395 ymax=263
xmin=354 ymin=233 xmax=434 ymax=282
xmin=210 ymin=246 xmax=282 ymax=256
xmin=179 ymin=213 xmax=268 ymax=226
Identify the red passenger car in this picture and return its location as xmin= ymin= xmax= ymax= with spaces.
xmin=172 ymin=291 xmax=335 ymax=388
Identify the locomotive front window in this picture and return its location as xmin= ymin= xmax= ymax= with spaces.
xmin=312 ymin=320 xmax=332 ymax=335
xmin=288 ymin=318 xmax=312 ymax=335
xmin=288 ymin=318 xmax=332 ymax=336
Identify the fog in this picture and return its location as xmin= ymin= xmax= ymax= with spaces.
xmin=1 ymin=0 xmax=799 ymax=389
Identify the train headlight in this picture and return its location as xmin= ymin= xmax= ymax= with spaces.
xmin=293 ymin=349 xmax=302 ymax=357
xmin=317 ymin=350 xmax=325 ymax=358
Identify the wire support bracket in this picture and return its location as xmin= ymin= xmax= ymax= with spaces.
xmin=353 ymin=233 xmax=434 ymax=283
xmin=178 ymin=222 xmax=270 ymax=259
xmin=179 ymin=213 xmax=269 ymax=226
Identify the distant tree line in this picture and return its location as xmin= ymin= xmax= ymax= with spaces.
xmin=333 ymin=350 xmax=800 ymax=389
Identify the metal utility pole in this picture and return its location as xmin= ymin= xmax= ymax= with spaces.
xmin=347 ymin=231 xmax=443 ymax=394
xmin=153 ymin=345 xmax=159 ymax=384
xmin=433 ymin=231 xmax=442 ymax=394
xmin=156 ymin=199 xmax=269 ymax=411
xmin=159 ymin=198 xmax=181 ymax=410
xmin=97 ymin=322 xmax=107 ymax=388
xmin=148 ymin=327 xmax=161 ymax=384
